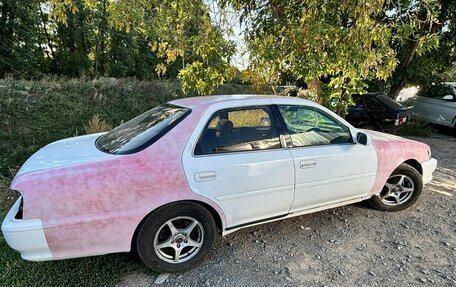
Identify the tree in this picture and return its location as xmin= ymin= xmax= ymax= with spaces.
xmin=50 ymin=0 xmax=237 ymax=95
xmin=386 ymin=0 xmax=456 ymax=98
xmin=223 ymin=0 xmax=441 ymax=115
xmin=0 ymin=0 xmax=45 ymax=77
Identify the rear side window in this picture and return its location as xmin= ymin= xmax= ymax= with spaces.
xmin=96 ymin=104 xmax=190 ymax=154
xmin=363 ymin=96 xmax=384 ymax=111
xmin=194 ymin=106 xmax=281 ymax=155
xmin=377 ymin=95 xmax=405 ymax=110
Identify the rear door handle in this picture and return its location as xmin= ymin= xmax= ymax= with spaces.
xmin=195 ymin=171 xmax=217 ymax=182
xmin=300 ymin=160 xmax=316 ymax=169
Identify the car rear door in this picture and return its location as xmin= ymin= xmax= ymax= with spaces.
xmin=275 ymin=104 xmax=377 ymax=213
xmin=182 ymin=104 xmax=295 ymax=229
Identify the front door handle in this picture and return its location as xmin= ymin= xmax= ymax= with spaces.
xmin=195 ymin=171 xmax=217 ymax=182
xmin=300 ymin=160 xmax=316 ymax=169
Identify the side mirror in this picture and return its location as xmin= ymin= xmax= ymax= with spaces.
xmin=442 ymin=95 xmax=454 ymax=101
xmin=356 ymin=132 xmax=368 ymax=145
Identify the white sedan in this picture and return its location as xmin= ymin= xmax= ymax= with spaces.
xmin=2 ymin=95 xmax=437 ymax=273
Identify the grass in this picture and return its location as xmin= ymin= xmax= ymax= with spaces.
xmin=397 ymin=118 xmax=433 ymax=137
xmin=0 ymin=241 xmax=150 ymax=287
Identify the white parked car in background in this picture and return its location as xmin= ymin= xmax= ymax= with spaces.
xmin=398 ymin=83 xmax=456 ymax=131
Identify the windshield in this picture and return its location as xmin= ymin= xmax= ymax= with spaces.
xmin=377 ymin=95 xmax=406 ymax=110
xmin=96 ymin=104 xmax=190 ymax=154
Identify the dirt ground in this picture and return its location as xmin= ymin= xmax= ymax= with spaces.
xmin=117 ymin=133 xmax=456 ymax=287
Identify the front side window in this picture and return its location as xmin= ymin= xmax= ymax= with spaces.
xmin=278 ymin=105 xmax=352 ymax=147
xmin=376 ymin=95 xmax=406 ymax=110
xmin=194 ymin=106 xmax=281 ymax=155
xmin=96 ymin=104 xmax=190 ymax=154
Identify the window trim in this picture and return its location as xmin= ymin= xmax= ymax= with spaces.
xmin=274 ymin=104 xmax=354 ymax=149
xmin=192 ymin=105 xmax=283 ymax=157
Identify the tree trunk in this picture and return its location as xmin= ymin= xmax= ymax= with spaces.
xmin=0 ymin=1 xmax=14 ymax=77
xmin=94 ymin=0 xmax=107 ymax=78
xmin=307 ymin=77 xmax=323 ymax=105
xmin=39 ymin=5 xmax=58 ymax=73
xmin=387 ymin=0 xmax=449 ymax=99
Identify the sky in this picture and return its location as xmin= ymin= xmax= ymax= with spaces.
xmin=205 ymin=0 xmax=249 ymax=70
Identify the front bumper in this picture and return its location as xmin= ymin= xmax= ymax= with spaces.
xmin=1 ymin=196 xmax=52 ymax=261
xmin=421 ymin=157 xmax=437 ymax=185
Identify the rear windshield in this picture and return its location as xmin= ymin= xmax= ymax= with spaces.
xmin=376 ymin=94 xmax=405 ymax=110
xmin=96 ymin=104 xmax=190 ymax=154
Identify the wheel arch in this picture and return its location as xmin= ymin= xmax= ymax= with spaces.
xmin=130 ymin=200 xmax=224 ymax=252
xmin=403 ymin=159 xmax=423 ymax=175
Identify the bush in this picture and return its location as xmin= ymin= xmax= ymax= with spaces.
xmin=0 ymin=78 xmax=174 ymax=175
xmin=397 ymin=118 xmax=433 ymax=137
xmin=83 ymin=114 xmax=113 ymax=134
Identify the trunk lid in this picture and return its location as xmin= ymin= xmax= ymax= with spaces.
xmin=16 ymin=133 xmax=114 ymax=176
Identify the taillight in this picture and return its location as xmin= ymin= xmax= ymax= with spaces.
xmin=394 ymin=117 xmax=407 ymax=126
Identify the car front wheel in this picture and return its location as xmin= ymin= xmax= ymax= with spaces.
xmin=136 ymin=202 xmax=216 ymax=273
xmin=368 ymin=163 xmax=423 ymax=212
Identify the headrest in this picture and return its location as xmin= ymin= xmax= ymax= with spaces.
xmin=216 ymin=119 xmax=233 ymax=136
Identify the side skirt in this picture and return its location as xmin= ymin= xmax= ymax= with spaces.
xmin=222 ymin=195 xmax=372 ymax=236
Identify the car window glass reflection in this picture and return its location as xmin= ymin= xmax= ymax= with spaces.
xmin=195 ymin=107 xmax=281 ymax=155
xmin=278 ymin=105 xmax=352 ymax=147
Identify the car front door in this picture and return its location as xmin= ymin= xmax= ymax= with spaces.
xmin=182 ymin=105 xmax=295 ymax=228
xmin=276 ymin=105 xmax=377 ymax=213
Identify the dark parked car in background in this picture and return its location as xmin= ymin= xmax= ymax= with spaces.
xmin=346 ymin=93 xmax=412 ymax=133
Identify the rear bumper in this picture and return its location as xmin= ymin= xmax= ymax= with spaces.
xmin=1 ymin=196 xmax=52 ymax=261
xmin=421 ymin=157 xmax=437 ymax=185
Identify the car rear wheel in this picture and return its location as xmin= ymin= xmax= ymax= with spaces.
xmin=368 ymin=163 xmax=423 ymax=212
xmin=136 ymin=202 xmax=216 ymax=273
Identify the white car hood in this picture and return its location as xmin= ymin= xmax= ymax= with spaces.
xmin=16 ymin=133 xmax=115 ymax=176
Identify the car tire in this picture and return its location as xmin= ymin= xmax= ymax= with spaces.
xmin=368 ymin=163 xmax=423 ymax=212
xmin=136 ymin=202 xmax=216 ymax=273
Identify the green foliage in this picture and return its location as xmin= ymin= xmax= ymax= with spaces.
xmin=178 ymin=61 xmax=237 ymax=95
xmin=0 ymin=0 xmax=45 ymax=77
xmin=397 ymin=118 xmax=433 ymax=137
xmin=47 ymin=0 xmax=237 ymax=95
xmin=1 ymin=1 xmax=237 ymax=95
xmin=224 ymin=0 xmax=442 ymax=114
xmin=384 ymin=0 xmax=456 ymax=97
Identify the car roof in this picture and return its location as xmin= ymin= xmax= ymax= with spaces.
xmin=169 ymin=94 xmax=317 ymax=109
